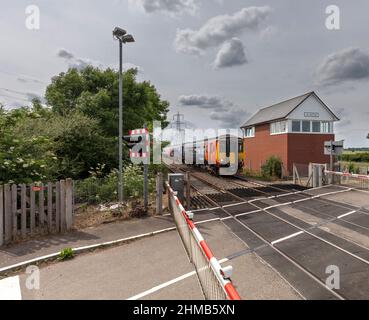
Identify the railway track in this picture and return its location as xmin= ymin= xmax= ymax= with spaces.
xmin=167 ymin=164 xmax=369 ymax=300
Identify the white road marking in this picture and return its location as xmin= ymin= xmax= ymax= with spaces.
xmin=0 ymin=276 xmax=22 ymax=300
xmin=337 ymin=210 xmax=357 ymax=219
xmin=127 ymin=258 xmax=229 ymax=300
xmin=271 ymin=231 xmax=304 ymax=245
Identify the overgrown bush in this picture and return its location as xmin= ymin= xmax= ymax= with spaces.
xmin=347 ymin=163 xmax=360 ymax=174
xmin=261 ymin=156 xmax=282 ymax=179
xmin=74 ymin=164 xmax=156 ymax=204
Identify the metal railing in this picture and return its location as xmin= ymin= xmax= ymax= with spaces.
xmin=325 ymin=170 xmax=369 ymax=189
xmin=167 ymin=183 xmax=241 ymax=300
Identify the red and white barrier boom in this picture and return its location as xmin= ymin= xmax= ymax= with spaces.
xmin=325 ymin=170 xmax=369 ymax=180
xmin=167 ymin=183 xmax=241 ymax=300
xmin=128 ymin=128 xmax=150 ymax=160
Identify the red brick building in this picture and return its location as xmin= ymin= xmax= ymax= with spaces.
xmin=240 ymin=91 xmax=340 ymax=176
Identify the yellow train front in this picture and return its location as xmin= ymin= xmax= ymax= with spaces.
xmin=171 ymin=135 xmax=244 ymax=176
xmin=204 ymin=135 xmax=244 ymax=175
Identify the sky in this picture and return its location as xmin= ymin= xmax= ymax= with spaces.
xmin=0 ymin=0 xmax=368 ymax=147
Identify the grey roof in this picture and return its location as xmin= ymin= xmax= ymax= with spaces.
xmin=241 ymin=91 xmax=339 ymax=128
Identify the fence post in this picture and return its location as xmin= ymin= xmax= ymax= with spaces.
xmin=39 ymin=183 xmax=45 ymax=229
xmin=308 ymin=163 xmax=313 ymax=187
xmin=21 ymin=184 xmax=27 ymax=238
xmin=65 ymin=179 xmax=73 ymax=230
xmin=156 ymin=173 xmax=163 ymax=215
xmin=186 ymin=172 xmax=191 ymax=210
xmin=0 ymin=186 xmax=3 ymax=247
xmin=4 ymin=185 xmax=11 ymax=243
xmin=48 ymin=182 xmax=53 ymax=232
xmin=12 ymin=184 xmax=17 ymax=240
xmin=56 ymin=181 xmax=61 ymax=232
xmin=60 ymin=180 xmax=66 ymax=232
xmin=30 ymin=183 xmax=35 ymax=234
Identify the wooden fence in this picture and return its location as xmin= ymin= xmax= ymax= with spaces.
xmin=0 ymin=178 xmax=73 ymax=246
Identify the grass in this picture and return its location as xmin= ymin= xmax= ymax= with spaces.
xmin=342 ymin=150 xmax=369 ymax=155
xmin=59 ymin=248 xmax=74 ymax=260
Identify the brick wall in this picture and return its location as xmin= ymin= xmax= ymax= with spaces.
xmin=244 ymin=123 xmax=288 ymax=173
xmin=287 ymin=133 xmax=334 ymax=173
xmin=243 ymin=123 xmax=335 ymax=176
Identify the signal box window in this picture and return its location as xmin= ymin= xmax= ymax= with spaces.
xmin=321 ymin=121 xmax=331 ymax=133
xmin=302 ymin=120 xmax=311 ymax=132
xmin=245 ymin=127 xmax=255 ymax=138
xmin=292 ymin=120 xmax=301 ymax=132
xmin=312 ymin=121 xmax=321 ymax=133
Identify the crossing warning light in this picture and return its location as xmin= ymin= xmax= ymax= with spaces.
xmin=124 ymin=128 xmax=150 ymax=159
xmin=123 ymin=135 xmax=143 ymax=149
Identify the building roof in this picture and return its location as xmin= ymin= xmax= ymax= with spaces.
xmin=241 ymin=91 xmax=339 ymax=128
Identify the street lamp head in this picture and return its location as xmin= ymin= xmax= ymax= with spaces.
xmin=122 ymin=34 xmax=135 ymax=43
xmin=113 ymin=27 xmax=127 ymax=39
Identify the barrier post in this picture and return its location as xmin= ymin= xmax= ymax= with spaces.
xmin=185 ymin=172 xmax=191 ymax=210
xmin=156 ymin=172 xmax=163 ymax=215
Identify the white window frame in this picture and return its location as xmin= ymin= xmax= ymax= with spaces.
xmin=245 ymin=126 xmax=255 ymax=138
xmin=321 ymin=121 xmax=332 ymax=133
xmin=288 ymin=120 xmax=333 ymax=134
xmin=270 ymin=120 xmax=287 ymax=135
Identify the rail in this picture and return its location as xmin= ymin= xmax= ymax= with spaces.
xmin=166 ymin=182 xmax=241 ymax=300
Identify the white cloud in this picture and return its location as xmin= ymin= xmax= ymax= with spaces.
xmin=175 ymin=6 xmax=271 ymax=55
xmin=214 ymin=37 xmax=247 ymax=68
xmin=131 ymin=0 xmax=198 ymax=15
xmin=316 ymin=47 xmax=369 ymax=86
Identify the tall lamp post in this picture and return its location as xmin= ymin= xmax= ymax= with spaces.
xmin=113 ymin=27 xmax=135 ymax=203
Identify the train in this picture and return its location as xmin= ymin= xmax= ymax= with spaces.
xmin=164 ymin=135 xmax=245 ymax=176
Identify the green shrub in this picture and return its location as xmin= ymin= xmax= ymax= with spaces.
xmin=347 ymin=163 xmax=360 ymax=174
xmin=74 ymin=164 xmax=156 ymax=204
xmin=339 ymin=152 xmax=369 ymax=163
xmin=59 ymin=248 xmax=74 ymax=260
xmin=261 ymin=156 xmax=282 ymax=179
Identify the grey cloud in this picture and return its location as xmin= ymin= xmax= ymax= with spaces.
xmin=57 ymin=48 xmax=103 ymax=71
xmin=57 ymin=48 xmax=141 ymax=72
xmin=179 ymin=93 xmax=248 ymax=127
xmin=57 ymin=48 xmax=75 ymax=60
xmin=133 ymin=0 xmax=197 ymax=14
xmin=210 ymin=108 xmax=249 ymax=128
xmin=179 ymin=94 xmax=232 ymax=111
xmin=214 ymin=38 xmax=247 ymax=68
xmin=175 ymin=6 xmax=271 ymax=55
xmin=316 ymin=47 xmax=369 ymax=86
xmin=26 ymin=92 xmax=43 ymax=102
xmin=17 ymin=76 xmax=44 ymax=84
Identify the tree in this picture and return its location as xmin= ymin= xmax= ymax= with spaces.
xmin=45 ymin=67 xmax=169 ymax=136
xmin=0 ymin=106 xmax=56 ymax=183
xmin=13 ymin=109 xmax=116 ymax=180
